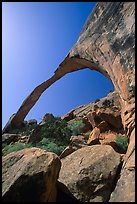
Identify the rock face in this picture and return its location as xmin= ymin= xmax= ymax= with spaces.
xmin=109 ymin=169 xmax=135 ymax=202
xmin=2 ymin=133 xmax=20 ymax=145
xmin=59 ymin=145 xmax=122 ymax=202
xmin=2 ymin=2 xmax=135 ymax=202
xmin=63 ymin=91 xmax=123 ymax=132
xmin=2 ymin=148 xmax=61 ymax=202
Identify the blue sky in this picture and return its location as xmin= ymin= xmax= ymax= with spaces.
xmin=2 ymin=2 xmax=114 ymax=128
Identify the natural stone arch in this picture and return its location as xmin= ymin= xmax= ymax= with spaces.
xmin=3 ymin=2 xmax=135 ymax=132
xmin=3 ymin=2 xmax=135 ymax=201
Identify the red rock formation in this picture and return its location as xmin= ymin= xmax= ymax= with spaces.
xmin=2 ymin=148 xmax=61 ymax=202
xmin=59 ymin=145 xmax=122 ymax=202
xmin=3 ymin=2 xmax=135 ymax=201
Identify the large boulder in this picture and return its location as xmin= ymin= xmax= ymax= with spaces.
xmin=2 ymin=147 xmax=61 ymax=202
xmin=59 ymin=145 xmax=122 ymax=202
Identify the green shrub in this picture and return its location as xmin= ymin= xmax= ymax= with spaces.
xmin=39 ymin=137 xmax=50 ymax=146
xmin=2 ymin=142 xmax=33 ymax=156
xmin=40 ymin=117 xmax=72 ymax=143
xmin=3 ymin=116 xmax=76 ymax=156
xmin=67 ymin=120 xmax=85 ymax=135
xmin=41 ymin=142 xmax=65 ymax=155
xmin=35 ymin=137 xmax=66 ymax=155
xmin=11 ymin=124 xmax=37 ymax=136
xmin=116 ymin=135 xmax=128 ymax=153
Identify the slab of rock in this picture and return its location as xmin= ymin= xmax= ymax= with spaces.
xmin=59 ymin=145 xmax=122 ymax=202
xmin=2 ymin=147 xmax=61 ymax=202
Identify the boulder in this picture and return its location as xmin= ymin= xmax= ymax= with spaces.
xmin=87 ymin=127 xmax=100 ymax=145
xmin=2 ymin=133 xmax=20 ymax=145
xmin=70 ymin=135 xmax=87 ymax=148
xmin=59 ymin=146 xmax=76 ymax=159
xmin=18 ymin=135 xmax=29 ymax=144
xmin=99 ymin=132 xmax=117 ymax=149
xmin=59 ymin=145 xmax=122 ymax=202
xmin=99 ymin=132 xmax=128 ymax=154
xmin=2 ymin=147 xmax=61 ymax=202
xmin=29 ymin=125 xmax=42 ymax=144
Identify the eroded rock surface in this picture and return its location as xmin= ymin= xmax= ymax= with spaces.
xmin=2 ymin=148 xmax=61 ymax=202
xmin=59 ymin=145 xmax=122 ymax=202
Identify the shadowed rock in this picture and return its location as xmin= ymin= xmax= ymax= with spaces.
xmin=2 ymin=148 xmax=61 ymax=202
xmin=59 ymin=145 xmax=122 ymax=202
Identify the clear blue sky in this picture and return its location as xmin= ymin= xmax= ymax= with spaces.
xmin=2 ymin=2 xmax=114 ymax=128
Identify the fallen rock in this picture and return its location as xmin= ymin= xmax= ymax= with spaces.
xmin=99 ymin=132 xmax=129 ymax=154
xmin=2 ymin=133 xmax=20 ymax=145
xmin=29 ymin=125 xmax=42 ymax=143
xmin=70 ymin=135 xmax=87 ymax=148
xmin=59 ymin=146 xmax=76 ymax=159
xmin=87 ymin=127 xmax=100 ymax=145
xmin=59 ymin=145 xmax=122 ymax=202
xmin=2 ymin=147 xmax=61 ymax=202
xmin=99 ymin=132 xmax=117 ymax=150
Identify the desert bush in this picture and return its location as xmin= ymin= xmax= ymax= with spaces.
xmin=116 ymin=134 xmax=128 ymax=153
xmin=40 ymin=117 xmax=72 ymax=143
xmin=2 ymin=142 xmax=33 ymax=156
xmin=11 ymin=124 xmax=37 ymax=136
xmin=3 ymin=116 xmax=75 ymax=156
xmin=67 ymin=120 xmax=85 ymax=135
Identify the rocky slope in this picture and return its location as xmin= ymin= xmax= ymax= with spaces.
xmin=2 ymin=91 xmax=132 ymax=202
xmin=2 ymin=2 xmax=135 ymax=202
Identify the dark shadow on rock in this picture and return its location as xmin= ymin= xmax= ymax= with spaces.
xmin=56 ymin=181 xmax=80 ymax=202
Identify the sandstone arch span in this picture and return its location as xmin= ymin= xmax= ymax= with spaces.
xmin=3 ymin=2 xmax=135 ymax=201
